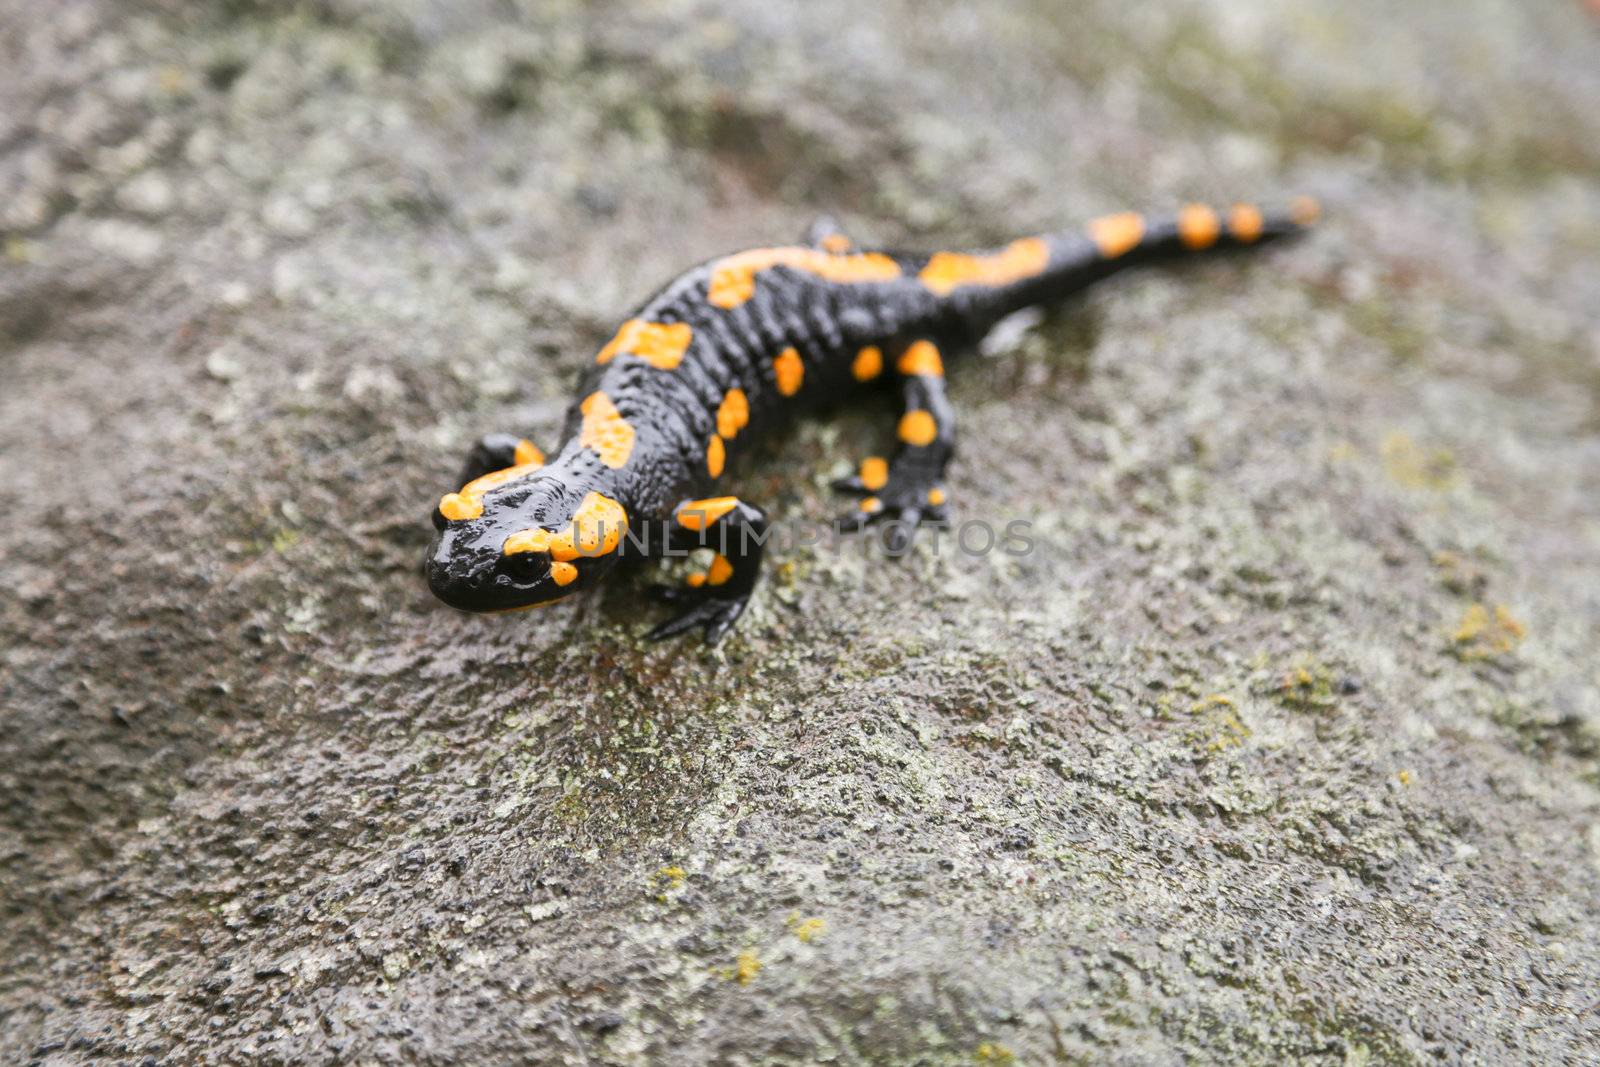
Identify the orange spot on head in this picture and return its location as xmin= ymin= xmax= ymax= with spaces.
xmin=502 ymin=527 xmax=553 ymax=555
xmin=707 ymin=554 xmax=734 ymax=586
xmin=513 ymin=439 xmax=543 ymax=467
xmin=852 ymin=345 xmax=883 ymax=382
xmin=897 ymin=409 xmax=938 ymax=447
xmin=549 ymin=560 xmax=578 ymax=586
xmin=773 ymin=347 xmax=805 ymax=397
xmin=502 ymin=491 xmax=627 ymax=562
xmin=1177 ymin=204 xmax=1220 ymax=250
xmin=859 ymin=456 xmax=889 ymax=491
xmin=706 ymin=435 xmax=725 ymax=477
xmin=860 ymin=497 xmax=883 ymax=513
xmin=896 ymin=339 xmax=944 ymax=378
xmin=918 ymin=237 xmax=1050 ymax=297
xmin=926 ymin=487 xmax=946 ymax=507
xmin=820 ymin=233 xmax=852 ymax=254
xmin=677 ymin=496 xmax=739 ymax=531
xmin=1087 ymin=212 xmax=1145 ymax=258
xmin=716 ymin=388 xmax=750 ymax=439
xmin=1290 ymin=195 xmax=1321 ymax=226
xmin=686 ymin=572 xmax=707 ymax=588
xmin=440 ymin=458 xmax=545 ymax=521
xmin=438 ymin=492 xmax=482 ymax=521
xmin=1229 ymin=204 xmax=1264 ymax=242
xmin=707 ymin=247 xmax=900 ymax=308
xmin=595 ymin=319 xmax=693 ymax=370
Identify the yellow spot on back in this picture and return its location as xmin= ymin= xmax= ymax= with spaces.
xmin=1087 ymin=212 xmax=1145 ymax=258
xmin=859 ymin=456 xmax=888 ymax=491
xmin=918 ymin=237 xmax=1050 ymax=297
xmin=707 ymin=247 xmax=900 ymax=308
xmin=677 ymin=496 xmax=739 ymax=531
xmin=773 ymin=347 xmax=805 ymax=396
xmin=438 ymin=458 xmax=546 ymax=521
xmin=852 ymin=345 xmax=883 ymax=382
xmin=707 ymin=553 xmax=734 ymax=586
xmin=706 ymin=434 xmax=726 ymax=477
xmin=502 ymin=491 xmax=627 ymax=561
xmin=595 ymin=318 xmax=693 ymax=370
xmin=898 ymin=409 xmax=938 ymax=447
xmin=926 ymin=487 xmax=946 ymax=507
xmin=1177 ymin=203 xmax=1220 ymax=250
xmin=579 ymin=391 xmax=636 ymax=468
xmin=1290 ymin=195 xmax=1321 ymax=226
xmin=896 ymin=339 xmax=944 ymax=377
xmin=716 ymin=388 xmax=750 ymax=439
xmin=549 ymin=560 xmax=578 ymax=586
xmin=820 ymin=233 xmax=852 ymax=253
xmin=1228 ymin=204 xmax=1264 ymax=242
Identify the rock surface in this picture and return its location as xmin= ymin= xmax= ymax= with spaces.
xmin=3 ymin=1 xmax=1599 ymax=1063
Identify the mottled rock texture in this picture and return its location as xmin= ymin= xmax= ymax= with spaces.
xmin=3 ymin=1 xmax=1599 ymax=1063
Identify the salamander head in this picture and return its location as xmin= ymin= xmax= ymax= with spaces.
xmin=425 ymin=460 xmax=629 ymax=614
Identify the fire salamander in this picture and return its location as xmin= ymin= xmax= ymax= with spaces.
xmin=426 ymin=199 xmax=1319 ymax=641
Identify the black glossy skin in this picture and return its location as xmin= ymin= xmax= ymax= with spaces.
xmin=425 ymin=205 xmax=1313 ymax=640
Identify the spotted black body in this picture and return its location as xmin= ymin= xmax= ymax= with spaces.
xmin=425 ymin=200 xmax=1319 ymax=641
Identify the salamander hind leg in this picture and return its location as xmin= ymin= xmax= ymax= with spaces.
xmin=832 ymin=339 xmax=954 ymax=553
xmin=648 ymin=496 xmax=770 ymax=643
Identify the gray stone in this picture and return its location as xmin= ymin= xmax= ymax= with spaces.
xmin=2 ymin=0 xmax=1598 ymax=1063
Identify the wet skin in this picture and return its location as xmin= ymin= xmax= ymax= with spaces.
xmin=426 ymin=201 xmax=1318 ymax=641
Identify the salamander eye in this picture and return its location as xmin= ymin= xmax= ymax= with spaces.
xmin=503 ymin=552 xmax=547 ymax=579
xmin=432 ymin=506 xmax=449 ymax=531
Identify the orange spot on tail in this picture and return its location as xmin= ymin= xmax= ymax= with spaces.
xmin=1177 ymin=204 xmax=1220 ymax=250
xmin=1087 ymin=212 xmax=1145 ymax=258
xmin=1228 ymin=204 xmax=1264 ymax=242
xmin=918 ymin=238 xmax=1050 ymax=297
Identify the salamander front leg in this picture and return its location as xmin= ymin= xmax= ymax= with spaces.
xmin=647 ymin=496 xmax=770 ymax=643
xmin=433 ymin=433 xmax=546 ymax=529
xmin=456 ymin=433 xmax=544 ymax=486
xmin=833 ymin=339 xmax=954 ymax=551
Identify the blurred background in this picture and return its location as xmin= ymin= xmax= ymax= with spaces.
xmin=2 ymin=2 xmax=1598 ymax=1063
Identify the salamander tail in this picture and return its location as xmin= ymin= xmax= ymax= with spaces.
xmin=944 ymin=197 xmax=1321 ymax=325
